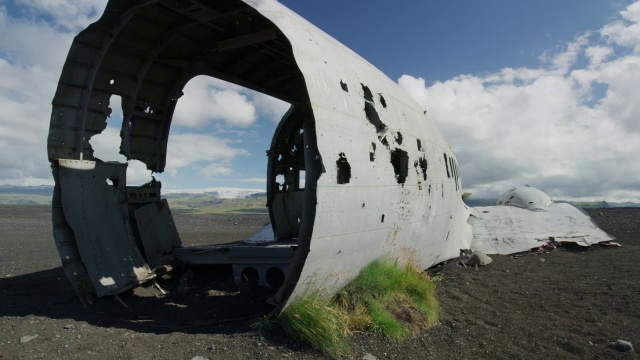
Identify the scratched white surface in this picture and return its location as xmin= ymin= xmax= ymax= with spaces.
xmin=470 ymin=202 xmax=614 ymax=255
xmin=247 ymin=0 xmax=472 ymax=303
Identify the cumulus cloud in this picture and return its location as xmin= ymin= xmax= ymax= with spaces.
xmin=203 ymin=76 xmax=291 ymax=123
xmin=601 ymin=1 xmax=640 ymax=51
xmin=252 ymin=92 xmax=291 ymax=123
xmin=0 ymin=6 xmax=77 ymax=186
xmin=398 ymin=1 xmax=640 ymax=202
xmin=200 ymin=164 xmax=233 ymax=177
xmin=89 ymin=121 xmax=246 ymax=182
xmin=19 ymin=0 xmax=105 ymax=31
xmin=89 ymin=111 xmax=152 ymax=186
xmin=236 ymin=177 xmax=266 ymax=183
xmin=173 ymin=76 xmax=257 ymax=128
xmin=0 ymin=2 xmax=282 ymax=186
xmin=165 ymin=133 xmax=249 ymax=176
xmin=2 ymin=0 xmax=638 ymax=202
xmin=585 ymin=46 xmax=613 ymax=66
xmin=173 ymin=75 xmax=290 ymax=128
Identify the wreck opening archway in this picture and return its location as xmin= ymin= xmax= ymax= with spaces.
xmin=47 ymin=0 xmax=318 ymax=305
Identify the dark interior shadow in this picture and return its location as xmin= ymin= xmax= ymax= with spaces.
xmin=0 ymin=265 xmax=286 ymax=337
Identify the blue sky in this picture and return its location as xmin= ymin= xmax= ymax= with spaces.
xmin=1 ymin=0 xmax=639 ymax=201
xmin=281 ymin=0 xmax=628 ymax=80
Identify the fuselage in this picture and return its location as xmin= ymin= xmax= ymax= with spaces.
xmin=47 ymin=0 xmax=472 ymax=305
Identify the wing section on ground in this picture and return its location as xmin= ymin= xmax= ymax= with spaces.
xmin=470 ymin=187 xmax=614 ymax=255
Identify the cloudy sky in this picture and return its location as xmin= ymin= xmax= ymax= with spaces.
xmin=1 ymin=0 xmax=639 ymax=201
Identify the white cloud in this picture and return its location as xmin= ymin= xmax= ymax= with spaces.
xmin=165 ymin=133 xmax=249 ymax=176
xmin=173 ymin=75 xmax=290 ymax=128
xmin=89 ymin=126 xmax=123 ymax=162
xmin=236 ymin=177 xmax=266 ymax=182
xmin=200 ymin=164 xmax=233 ymax=177
xmin=398 ymin=1 xmax=640 ymax=202
xmin=585 ymin=46 xmax=613 ymax=66
xmin=199 ymin=76 xmax=290 ymax=123
xmin=173 ymin=76 xmax=257 ymax=128
xmin=0 ymin=2 xmax=287 ymax=187
xmin=0 ymin=7 xmax=73 ymax=70
xmin=0 ymin=48 xmax=66 ymax=184
xmin=2 ymin=0 xmax=639 ymax=203
xmin=0 ymin=3 xmax=91 ymax=186
xmin=88 ymin=123 xmax=156 ymax=185
xmin=90 ymin=124 xmax=247 ymax=181
xmin=251 ymin=92 xmax=291 ymax=123
xmin=19 ymin=0 xmax=106 ymax=31
xmin=601 ymin=2 xmax=640 ymax=52
xmin=540 ymin=35 xmax=590 ymax=74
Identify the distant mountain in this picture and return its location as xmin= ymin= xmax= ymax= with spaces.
xmin=0 ymin=185 xmax=265 ymax=198
xmin=163 ymin=187 xmax=265 ymax=199
xmin=0 ymin=185 xmax=53 ymax=196
xmin=0 ymin=185 xmax=53 ymax=204
xmin=0 ymin=185 xmax=268 ymax=213
xmin=162 ymin=188 xmax=267 ymax=214
xmin=610 ymin=201 xmax=640 ymax=207
xmin=3 ymin=186 xmax=637 ymax=210
xmin=464 ymin=198 xmax=498 ymax=207
xmin=563 ymin=201 xmax=611 ymax=208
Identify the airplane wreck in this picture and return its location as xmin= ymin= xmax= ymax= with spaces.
xmin=47 ymin=0 xmax=613 ymax=307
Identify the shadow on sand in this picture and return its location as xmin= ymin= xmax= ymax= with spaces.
xmin=0 ymin=265 xmax=278 ymax=336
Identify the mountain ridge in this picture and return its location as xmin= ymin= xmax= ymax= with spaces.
xmin=1 ymin=186 xmax=637 ymax=208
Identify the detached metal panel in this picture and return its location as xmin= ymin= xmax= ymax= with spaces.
xmin=134 ymin=199 xmax=181 ymax=267
xmin=470 ymin=203 xmax=614 ymax=254
xmin=58 ymin=160 xmax=154 ymax=296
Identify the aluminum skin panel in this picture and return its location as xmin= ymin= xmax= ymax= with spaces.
xmin=470 ymin=203 xmax=614 ymax=255
xmin=58 ymin=160 xmax=154 ymax=296
xmin=245 ymin=1 xmax=472 ymax=302
xmin=134 ymin=199 xmax=181 ymax=267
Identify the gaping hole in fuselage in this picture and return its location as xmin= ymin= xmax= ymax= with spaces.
xmin=60 ymin=0 xmax=318 ymax=313
xmin=94 ymin=75 xmax=302 ymax=298
xmin=160 ymin=75 xmax=302 ymax=295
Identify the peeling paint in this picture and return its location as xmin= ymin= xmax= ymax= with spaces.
xmin=99 ymin=277 xmax=116 ymax=286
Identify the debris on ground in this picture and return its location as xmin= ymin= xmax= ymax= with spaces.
xmin=609 ymin=340 xmax=634 ymax=352
xmin=465 ymin=251 xmax=492 ymax=266
xmin=19 ymin=335 xmax=38 ymax=343
xmin=600 ymin=241 xmax=622 ymax=247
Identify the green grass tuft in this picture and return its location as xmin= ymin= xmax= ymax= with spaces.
xmin=338 ymin=259 xmax=440 ymax=339
xmin=264 ymin=258 xmax=440 ymax=358
xmin=366 ymin=298 xmax=409 ymax=338
xmin=277 ymin=292 xmax=351 ymax=359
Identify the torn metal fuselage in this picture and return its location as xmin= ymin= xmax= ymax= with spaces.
xmin=47 ymin=0 xmax=472 ymax=307
xmin=469 ymin=186 xmax=614 ymax=254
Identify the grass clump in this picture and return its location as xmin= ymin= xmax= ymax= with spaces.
xmin=270 ymin=259 xmax=440 ymax=358
xmin=337 ymin=258 xmax=440 ymax=339
xmin=277 ymin=292 xmax=351 ymax=359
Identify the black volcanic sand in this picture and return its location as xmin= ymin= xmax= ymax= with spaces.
xmin=0 ymin=205 xmax=638 ymax=359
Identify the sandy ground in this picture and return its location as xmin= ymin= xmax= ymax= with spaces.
xmin=0 ymin=205 xmax=638 ymax=359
